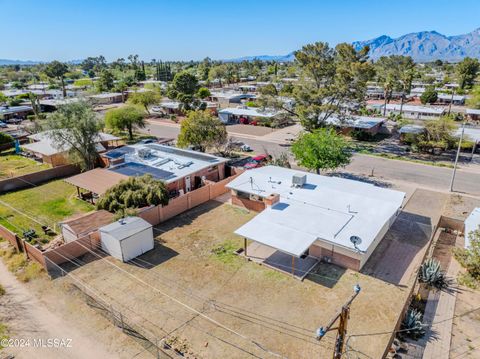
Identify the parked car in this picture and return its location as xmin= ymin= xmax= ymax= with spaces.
xmin=151 ymin=106 xmax=162 ymax=113
xmin=244 ymin=154 xmax=271 ymax=169
xmin=138 ymin=138 xmax=156 ymax=144
xmin=240 ymin=144 xmax=253 ymax=152
xmin=0 ymin=121 xmax=7 ymax=128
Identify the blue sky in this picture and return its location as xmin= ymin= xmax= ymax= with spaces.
xmin=1 ymin=0 xmax=479 ymax=61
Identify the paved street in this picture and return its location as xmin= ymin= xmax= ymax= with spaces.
xmin=142 ymin=121 xmax=480 ymax=196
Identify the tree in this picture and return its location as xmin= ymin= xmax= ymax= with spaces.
xmin=96 ymin=69 xmax=115 ymax=92
xmin=411 ymin=116 xmax=456 ymax=153
xmin=197 ymin=87 xmax=211 ymax=99
xmin=291 ymin=128 xmax=351 ymax=174
xmin=44 ymin=60 xmax=69 ymax=97
xmin=456 ymin=57 xmax=480 ymax=90
xmin=105 ymin=106 xmax=145 ymax=140
xmin=97 ymin=175 xmax=169 ymax=214
xmin=420 ymin=86 xmax=438 ymax=104
xmin=293 ymin=42 xmax=373 ymax=131
xmin=127 ymin=91 xmax=159 ymax=115
xmin=45 ymin=101 xmax=101 ymax=170
xmin=467 ymin=86 xmax=480 ymax=109
xmin=170 ymin=71 xmax=199 ymax=97
xmin=0 ymin=132 xmax=14 ymax=145
xmin=177 ymin=110 xmax=227 ymax=152
xmin=0 ymin=92 xmax=7 ymax=105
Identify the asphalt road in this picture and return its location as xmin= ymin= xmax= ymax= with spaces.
xmin=142 ymin=121 xmax=480 ymax=196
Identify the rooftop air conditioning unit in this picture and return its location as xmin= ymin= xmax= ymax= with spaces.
xmin=292 ymin=173 xmax=307 ymax=188
xmin=137 ymin=148 xmax=151 ymax=159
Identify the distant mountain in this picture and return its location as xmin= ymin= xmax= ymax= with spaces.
xmin=225 ymin=52 xmax=295 ymax=63
xmin=352 ymin=28 xmax=480 ymax=62
xmin=0 ymin=59 xmax=43 ymax=66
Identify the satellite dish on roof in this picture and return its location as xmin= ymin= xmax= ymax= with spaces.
xmin=350 ymin=235 xmax=364 ymax=252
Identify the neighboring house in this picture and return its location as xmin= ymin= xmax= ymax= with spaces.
xmin=464 ymin=208 xmax=480 ymax=248
xmin=456 ymin=127 xmax=480 ymax=153
xmin=398 ymin=125 xmax=426 ymax=142
xmin=227 ymin=166 xmax=405 ymax=272
xmin=88 ymin=92 xmax=123 ymax=105
xmin=466 ymin=108 xmax=480 ymax=122
xmin=382 ymin=104 xmax=445 ymax=120
xmin=66 ymin=144 xmax=229 ymax=198
xmin=39 ymin=98 xmax=80 ymax=112
xmin=100 ymin=217 xmax=154 ymax=262
xmin=0 ymin=105 xmax=33 ymax=120
xmin=22 ymin=130 xmax=121 ymax=167
xmin=325 ymin=114 xmax=386 ymax=135
xmin=156 ymin=101 xmax=217 ymax=115
xmin=59 ymin=210 xmax=114 ymax=243
xmin=218 ymin=106 xmax=281 ymax=125
xmin=437 ymin=93 xmax=466 ymax=105
xmin=208 ymin=91 xmax=255 ymax=105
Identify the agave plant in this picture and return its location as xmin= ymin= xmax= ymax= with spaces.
xmin=418 ymin=258 xmax=450 ymax=290
xmin=401 ymin=308 xmax=425 ymax=340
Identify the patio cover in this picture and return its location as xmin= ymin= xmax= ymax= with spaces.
xmin=64 ymin=168 xmax=128 ymax=195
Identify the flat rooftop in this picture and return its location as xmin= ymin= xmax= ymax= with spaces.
xmin=384 ymin=104 xmax=446 ymax=114
xmin=325 ymin=114 xmax=385 ymax=129
xmin=104 ymin=144 xmax=228 ymax=183
xmin=228 ymin=166 xmax=405 ymax=257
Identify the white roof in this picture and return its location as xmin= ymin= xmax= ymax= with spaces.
xmin=466 ymin=108 xmax=480 ymax=115
xmin=105 ymin=143 xmax=228 ymax=184
xmin=399 ymin=125 xmax=425 ymax=134
xmin=88 ymin=92 xmax=123 ymax=99
xmin=384 ymin=104 xmax=445 ymax=115
xmin=457 ymin=127 xmax=480 ymax=144
xmin=326 ymin=114 xmax=385 ymax=129
xmin=438 ymin=93 xmax=465 ymax=101
xmin=23 ymin=130 xmax=119 ymax=156
xmin=0 ymin=106 xmax=33 ymax=115
xmin=100 ymin=217 xmax=152 ymax=241
xmin=218 ymin=107 xmax=279 ymax=118
xmin=228 ymin=166 xmax=405 ymax=257
xmin=210 ymin=91 xmax=254 ymax=100
xmin=465 ymin=208 xmax=480 ymax=248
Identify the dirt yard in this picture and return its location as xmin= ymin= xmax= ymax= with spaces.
xmin=0 ymin=243 xmax=150 ymax=359
xmin=62 ymin=201 xmax=413 ymax=359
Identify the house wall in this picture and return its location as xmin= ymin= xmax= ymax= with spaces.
xmin=309 ymin=242 xmax=362 ymax=271
xmin=231 ymin=193 xmax=266 ymax=212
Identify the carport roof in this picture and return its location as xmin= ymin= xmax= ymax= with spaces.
xmin=64 ymin=168 xmax=128 ymax=195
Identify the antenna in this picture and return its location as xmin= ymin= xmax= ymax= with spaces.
xmin=349 ymin=235 xmax=364 ymax=253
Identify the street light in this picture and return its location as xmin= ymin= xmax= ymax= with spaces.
xmin=450 ymin=122 xmax=465 ymax=192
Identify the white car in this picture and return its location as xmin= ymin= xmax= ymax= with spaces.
xmin=151 ymin=106 xmax=162 ymax=113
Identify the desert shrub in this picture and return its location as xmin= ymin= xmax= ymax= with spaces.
xmin=418 ymin=258 xmax=450 ymax=290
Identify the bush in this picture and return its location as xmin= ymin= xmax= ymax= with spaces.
xmin=350 ymin=129 xmax=376 ymax=142
xmin=0 ymin=132 xmax=14 ymax=146
xmin=418 ymin=258 xmax=450 ymax=290
xmin=401 ymin=308 xmax=425 ymax=340
xmin=97 ymin=175 xmax=169 ymax=214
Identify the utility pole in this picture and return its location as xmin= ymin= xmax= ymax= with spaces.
xmin=450 ymin=122 xmax=465 ymax=192
xmin=448 ymin=87 xmax=455 ymax=116
xmin=316 ymin=284 xmax=361 ymax=359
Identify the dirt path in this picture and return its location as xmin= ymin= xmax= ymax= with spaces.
xmin=0 ymin=260 xmax=117 ymax=359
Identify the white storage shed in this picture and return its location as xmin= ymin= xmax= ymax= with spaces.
xmin=99 ymin=217 xmax=154 ymax=262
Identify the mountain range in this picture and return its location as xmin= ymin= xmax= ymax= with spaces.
xmin=229 ymin=28 xmax=480 ymax=63
xmin=2 ymin=28 xmax=480 ymax=65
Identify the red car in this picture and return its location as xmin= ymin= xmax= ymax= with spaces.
xmin=244 ymin=154 xmax=270 ymax=169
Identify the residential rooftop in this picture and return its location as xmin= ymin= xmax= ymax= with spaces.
xmin=227 ymin=166 xmax=405 ymax=258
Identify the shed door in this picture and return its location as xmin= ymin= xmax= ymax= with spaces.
xmin=185 ymin=176 xmax=191 ymax=192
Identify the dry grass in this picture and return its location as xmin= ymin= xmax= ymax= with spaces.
xmin=0 ymin=245 xmax=44 ymax=282
xmin=66 ymin=201 xmax=409 ymax=359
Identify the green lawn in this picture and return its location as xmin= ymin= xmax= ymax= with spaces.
xmin=0 ymin=180 xmax=94 ymax=243
xmin=0 ymin=153 xmax=50 ymax=179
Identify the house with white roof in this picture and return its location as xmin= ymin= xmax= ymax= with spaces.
xmin=218 ymin=106 xmax=281 ymax=125
xmin=22 ymin=130 xmax=121 ymax=167
xmin=325 ymin=114 xmax=386 ymax=135
xmin=382 ymin=104 xmax=445 ymax=120
xmin=227 ymin=166 xmax=405 ymax=273
xmin=208 ymin=91 xmax=255 ymax=105
xmin=466 ymin=108 xmax=480 ymax=122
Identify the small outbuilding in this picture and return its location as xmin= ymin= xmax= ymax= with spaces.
xmin=60 ymin=210 xmax=114 ymax=243
xmin=100 ymin=217 xmax=154 ymax=262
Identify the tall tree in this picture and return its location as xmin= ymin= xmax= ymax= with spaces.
xmin=291 ymin=128 xmax=351 ymax=174
xmin=177 ymin=110 xmax=227 ymax=152
xmin=127 ymin=91 xmax=159 ymax=115
xmin=457 ymin=57 xmax=480 ymax=90
xmin=46 ymin=101 xmax=102 ymax=170
xmin=293 ymin=42 xmax=373 ymax=131
xmin=105 ymin=105 xmax=146 ymax=140
xmin=44 ymin=60 xmax=69 ymax=97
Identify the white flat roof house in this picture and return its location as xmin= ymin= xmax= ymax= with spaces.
xmin=227 ymin=166 xmax=405 ymax=271
xmin=325 ymin=114 xmax=385 ymax=133
xmin=464 ymin=208 xmax=480 ymax=248
xmin=218 ymin=107 xmax=280 ymax=124
xmin=382 ymin=104 xmax=445 ymax=120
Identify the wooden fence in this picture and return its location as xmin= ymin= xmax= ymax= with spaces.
xmin=138 ymin=174 xmax=238 ymax=226
xmin=0 ymin=164 xmax=80 ymax=193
